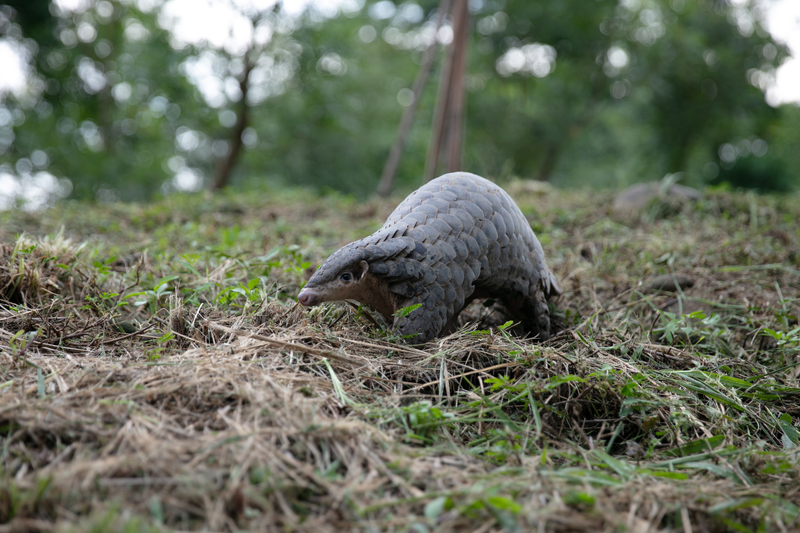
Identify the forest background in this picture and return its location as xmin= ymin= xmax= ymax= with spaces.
xmin=0 ymin=0 xmax=799 ymax=208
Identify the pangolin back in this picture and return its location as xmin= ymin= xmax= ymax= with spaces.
xmin=298 ymin=172 xmax=561 ymax=343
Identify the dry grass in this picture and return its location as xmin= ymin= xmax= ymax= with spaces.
xmin=1 ymin=185 xmax=799 ymax=532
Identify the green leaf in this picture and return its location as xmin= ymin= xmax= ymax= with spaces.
xmin=124 ymin=291 xmax=146 ymax=299
xmin=663 ymin=435 xmax=725 ymax=457
xmin=176 ymin=259 xmax=202 ymax=277
xmin=324 ymin=358 xmax=356 ymax=407
xmin=149 ymin=495 xmax=164 ymax=524
xmin=485 ymin=496 xmax=522 ymax=514
xmin=646 ymin=471 xmax=689 ymax=480
xmin=37 ymin=368 xmax=45 ymax=398
xmin=424 ymin=496 xmax=451 ymax=520
xmin=777 ymin=415 xmax=798 ymax=448
xmin=709 ymin=498 xmax=765 ymax=514
xmin=155 ymin=275 xmax=180 ymax=288
xmin=719 ymin=375 xmax=753 ymax=388
xmin=563 ymin=491 xmax=595 ymax=508
xmin=10 ymin=329 xmax=26 ymax=348
xmin=543 ymin=374 xmax=586 ymax=390
xmin=678 ymin=461 xmax=738 ymax=479
xmin=675 ymin=375 xmax=744 ymax=411
xmin=620 ymin=380 xmax=638 ymax=396
xmin=548 ymin=468 xmax=623 ymax=486
xmin=590 ymin=449 xmax=634 ymax=479
xmin=394 ymin=303 xmax=422 ymax=318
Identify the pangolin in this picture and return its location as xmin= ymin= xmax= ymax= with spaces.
xmin=297 ymin=172 xmax=561 ymax=343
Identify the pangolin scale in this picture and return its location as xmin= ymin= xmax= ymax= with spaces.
xmin=298 ymin=172 xmax=561 ymax=343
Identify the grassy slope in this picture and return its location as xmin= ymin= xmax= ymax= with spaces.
xmin=0 ymin=184 xmax=799 ymax=532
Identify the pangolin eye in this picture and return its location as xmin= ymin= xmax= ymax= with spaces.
xmin=340 ymin=272 xmax=353 ymax=282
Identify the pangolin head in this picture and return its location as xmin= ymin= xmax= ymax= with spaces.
xmin=297 ymin=244 xmax=370 ymax=307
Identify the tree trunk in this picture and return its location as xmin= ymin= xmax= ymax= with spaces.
xmin=446 ymin=3 xmax=468 ymax=173
xmin=212 ymin=58 xmax=254 ymax=191
xmin=536 ymin=144 xmax=561 ymax=181
xmin=376 ymin=0 xmax=452 ymax=197
xmin=424 ymin=0 xmax=469 ymax=182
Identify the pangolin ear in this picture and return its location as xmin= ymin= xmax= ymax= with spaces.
xmin=359 ymin=260 xmax=369 ymax=279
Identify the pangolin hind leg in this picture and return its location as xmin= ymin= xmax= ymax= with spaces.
xmin=496 ymin=286 xmax=551 ymax=341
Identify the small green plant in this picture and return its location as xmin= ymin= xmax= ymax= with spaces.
xmin=11 ymin=241 xmax=37 ymax=258
xmin=654 ymin=310 xmax=734 ymax=356
xmin=762 ymin=326 xmax=800 ymax=365
xmin=395 ymin=401 xmax=454 ymax=443
xmin=147 ymin=348 xmax=164 ymax=362
xmin=125 ymin=276 xmax=179 ymax=313
xmin=482 ymin=431 xmax=523 ymax=464
xmin=484 ymin=375 xmax=526 ymax=394
xmin=281 ymin=245 xmax=311 ymax=278
xmin=216 ymin=277 xmax=264 ymax=307
xmin=92 ymin=256 xmax=117 ymax=276
xmin=8 ymin=329 xmax=41 ymax=368
xmin=81 ymin=291 xmax=121 ymax=314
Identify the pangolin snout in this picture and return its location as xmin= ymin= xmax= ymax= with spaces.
xmin=297 ymin=287 xmax=320 ymax=307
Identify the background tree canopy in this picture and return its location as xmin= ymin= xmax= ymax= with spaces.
xmin=0 ymin=0 xmax=799 ymax=207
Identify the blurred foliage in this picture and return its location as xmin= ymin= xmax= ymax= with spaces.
xmin=1 ymin=0 xmax=195 ymax=202
xmin=712 ymin=154 xmax=792 ymax=192
xmin=0 ymin=0 xmax=798 ymax=206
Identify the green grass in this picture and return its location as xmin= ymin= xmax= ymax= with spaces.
xmin=0 ymin=183 xmax=799 ymax=532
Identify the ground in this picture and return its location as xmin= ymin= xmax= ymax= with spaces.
xmin=0 ymin=182 xmax=799 ymax=532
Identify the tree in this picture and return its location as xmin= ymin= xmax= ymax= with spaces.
xmin=1 ymin=0 xmax=196 ymax=202
xmin=620 ymin=0 xmax=786 ymax=174
xmin=464 ymin=0 xmax=788 ymax=184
